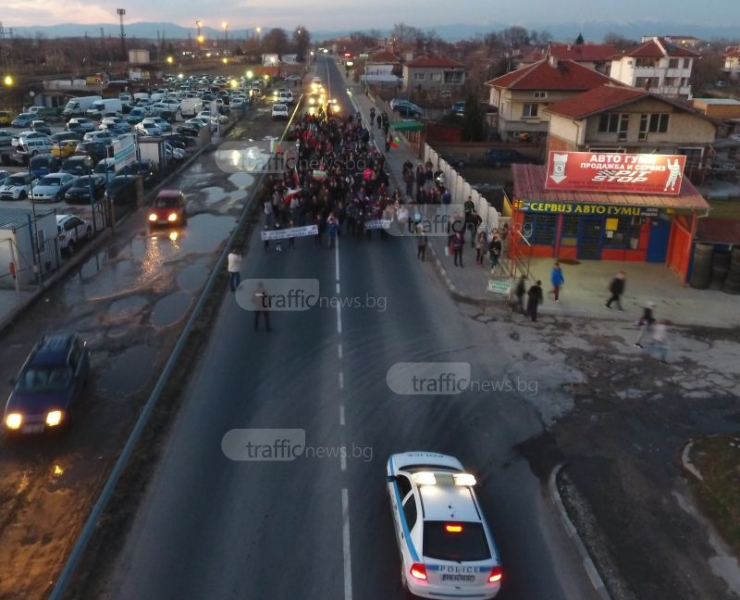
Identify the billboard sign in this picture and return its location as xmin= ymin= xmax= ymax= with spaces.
xmin=113 ymin=135 xmax=136 ymax=171
xmin=545 ymin=152 xmax=686 ymax=195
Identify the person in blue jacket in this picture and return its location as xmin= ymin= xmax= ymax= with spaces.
xmin=550 ymin=262 xmax=565 ymax=302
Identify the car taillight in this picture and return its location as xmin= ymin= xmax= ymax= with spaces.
xmin=488 ymin=566 xmax=502 ymax=583
xmin=410 ymin=563 xmax=427 ymax=581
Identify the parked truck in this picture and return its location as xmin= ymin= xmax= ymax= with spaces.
xmin=62 ymin=95 xmax=102 ymax=119
xmin=86 ymin=98 xmax=123 ymax=119
xmin=179 ymin=97 xmax=205 ymax=118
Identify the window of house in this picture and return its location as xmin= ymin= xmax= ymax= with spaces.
xmin=522 ymin=103 xmax=538 ymax=118
xmin=598 ymin=113 xmax=629 ymax=136
xmin=639 ymin=113 xmax=669 ymax=138
xmin=668 ymin=58 xmax=679 ymax=69
xmin=635 ymin=58 xmax=657 ymax=68
xmin=430 ymin=73 xmax=442 ymax=82
xmin=533 ymin=91 xmax=547 ymax=99
xmin=683 ymin=59 xmax=691 ymax=68
xmin=414 ymin=73 xmax=425 ymax=81
xmin=523 ymin=213 xmax=557 ymax=245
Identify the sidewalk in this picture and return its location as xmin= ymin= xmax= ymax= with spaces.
xmin=346 ymin=83 xmax=740 ymax=329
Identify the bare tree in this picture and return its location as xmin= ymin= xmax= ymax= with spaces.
xmin=603 ymin=32 xmax=638 ymax=52
xmin=262 ymin=27 xmax=289 ymax=58
xmin=293 ymin=26 xmax=310 ymax=62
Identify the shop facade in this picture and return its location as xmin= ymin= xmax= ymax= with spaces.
xmin=509 ymin=154 xmax=711 ymax=283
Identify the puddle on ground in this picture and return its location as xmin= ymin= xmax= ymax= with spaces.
xmin=128 ymin=234 xmax=183 ymax=263
xmin=97 ymin=345 xmax=158 ymax=398
xmin=61 ymin=259 xmax=140 ymax=303
xmin=177 ymin=260 xmax=210 ymax=292
xmin=174 ymin=214 xmax=236 ymax=254
xmin=200 ymin=186 xmax=229 ymax=206
xmin=150 ymin=291 xmax=192 ymax=327
xmin=108 ymin=295 xmax=148 ymax=319
xmin=229 ymin=172 xmax=255 ymax=188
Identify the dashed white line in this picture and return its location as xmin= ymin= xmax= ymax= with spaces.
xmin=338 ymin=371 xmax=344 ymax=390
xmin=337 ymin=344 xmax=343 ymax=360
xmin=340 ymin=452 xmax=347 ymax=472
xmin=339 ymin=405 xmax=346 ymax=426
xmin=342 ymin=488 xmax=353 ymax=600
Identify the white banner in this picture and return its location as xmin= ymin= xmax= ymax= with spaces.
xmin=364 ymin=219 xmax=392 ymax=230
xmin=261 ymin=225 xmax=318 ymax=241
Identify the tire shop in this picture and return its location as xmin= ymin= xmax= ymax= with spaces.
xmin=508 ymin=152 xmax=711 ymax=284
xmin=691 ymin=218 xmax=740 ymax=294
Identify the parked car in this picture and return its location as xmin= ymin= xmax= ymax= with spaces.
xmin=51 ymin=131 xmax=83 ymax=144
xmin=64 ymin=174 xmax=106 ymax=204
xmin=11 ymin=113 xmax=36 ymax=128
xmin=0 ymin=171 xmax=36 ymax=200
xmin=51 ymin=139 xmax=80 ymax=158
xmin=126 ymin=107 xmax=148 ymax=125
xmin=135 ymin=122 xmax=162 ymax=137
xmin=272 ymin=104 xmax=289 ymax=120
xmin=105 ymin=174 xmax=139 ymax=204
xmin=3 ymin=333 xmax=90 ymax=434
xmin=149 ymin=189 xmax=187 ymax=226
xmin=31 ymin=172 xmax=77 ymax=203
xmin=28 ymin=153 xmax=62 ymax=178
xmin=75 ymin=141 xmax=109 ymax=164
xmin=93 ymin=157 xmax=119 ymax=176
xmin=120 ymin=160 xmax=156 ymax=188
xmin=390 ymin=99 xmax=423 ymax=119
xmin=481 ymin=148 xmax=538 ymax=167
xmin=0 ymin=129 xmax=13 ymax=147
xmin=163 ymin=142 xmax=186 ymax=161
xmin=0 ymin=110 xmax=17 ymax=126
xmin=141 ymin=116 xmax=171 ymax=133
xmin=15 ymin=138 xmax=55 ymax=164
xmin=0 ymin=170 xmax=10 ymax=185
xmin=83 ymin=130 xmax=116 ymax=144
xmin=56 ymin=215 xmax=93 ymax=254
xmin=31 ymin=120 xmax=52 ymax=135
xmin=65 ymin=118 xmax=96 ymax=133
xmin=11 ymin=130 xmax=50 ymax=149
xmin=61 ymin=155 xmax=94 ymax=176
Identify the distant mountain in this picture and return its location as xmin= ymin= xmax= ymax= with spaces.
xmin=7 ymin=20 xmax=740 ymax=44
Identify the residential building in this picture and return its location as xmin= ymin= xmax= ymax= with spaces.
xmin=724 ymin=46 xmax=740 ymax=81
xmin=485 ymin=57 xmax=621 ymax=141
xmin=609 ymin=37 xmax=698 ymax=99
xmin=543 ymin=84 xmax=718 ymax=169
xmin=520 ymin=43 xmax=617 ymax=75
xmin=364 ymin=50 xmax=402 ymax=84
xmin=401 ymin=55 xmax=466 ymax=95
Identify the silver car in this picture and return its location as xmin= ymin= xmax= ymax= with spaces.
xmin=31 ymin=173 xmax=78 ymax=203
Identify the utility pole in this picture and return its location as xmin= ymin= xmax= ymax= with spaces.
xmin=117 ymin=8 xmax=126 ymax=61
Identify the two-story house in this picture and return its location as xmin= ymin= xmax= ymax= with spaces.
xmin=543 ymin=84 xmax=717 ymax=168
xmin=485 ymin=57 xmax=622 ymax=141
xmin=364 ymin=50 xmax=402 ymax=85
xmin=609 ymin=37 xmax=698 ymax=99
xmin=401 ymin=55 xmax=466 ymax=95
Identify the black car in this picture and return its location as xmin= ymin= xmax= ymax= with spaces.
xmin=120 ymin=160 xmax=156 ymax=188
xmin=51 ymin=131 xmax=83 ymax=144
xmin=75 ymin=141 xmax=108 ymax=164
xmin=31 ymin=120 xmax=52 ymax=135
xmin=158 ymin=109 xmax=177 ymax=123
xmin=177 ymin=124 xmax=201 ymax=138
xmin=64 ymin=174 xmax=106 ymax=204
xmin=62 ymin=155 xmax=94 ymax=176
xmin=3 ymin=333 xmax=90 ymax=434
xmin=482 ymin=149 xmax=538 ymax=167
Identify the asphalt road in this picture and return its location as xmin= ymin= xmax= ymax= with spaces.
xmin=104 ymin=58 xmax=598 ymax=600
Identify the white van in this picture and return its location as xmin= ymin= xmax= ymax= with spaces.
xmin=86 ymin=98 xmax=123 ymax=119
xmin=180 ymin=97 xmax=205 ymax=118
xmin=62 ymin=95 xmax=102 ymax=119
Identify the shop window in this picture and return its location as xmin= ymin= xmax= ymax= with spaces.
xmin=603 ymin=216 xmax=642 ymax=249
xmin=523 ymin=213 xmax=557 ymax=245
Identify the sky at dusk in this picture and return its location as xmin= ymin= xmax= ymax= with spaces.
xmin=2 ymin=0 xmax=739 ymax=31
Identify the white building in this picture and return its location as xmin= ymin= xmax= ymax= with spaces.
xmin=610 ymin=37 xmax=698 ymax=99
xmin=0 ymin=207 xmax=58 ymax=287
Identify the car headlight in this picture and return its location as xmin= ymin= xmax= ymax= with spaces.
xmin=46 ymin=410 xmax=63 ymax=427
xmin=6 ymin=413 xmax=22 ymax=429
xmin=168 ymin=213 xmax=178 ymax=222
xmin=149 ymin=213 xmax=157 ymax=221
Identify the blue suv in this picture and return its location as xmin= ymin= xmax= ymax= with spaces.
xmin=3 ymin=333 xmax=90 ymax=434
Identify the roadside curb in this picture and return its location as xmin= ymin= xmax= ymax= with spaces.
xmin=549 ymin=463 xmax=612 ymax=600
xmin=425 ymin=241 xmax=499 ymax=307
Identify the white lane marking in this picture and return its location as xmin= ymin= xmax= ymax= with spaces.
xmin=336 ymin=303 xmax=342 ymax=334
xmin=338 ymin=371 xmax=344 ymax=390
xmin=339 ymin=405 xmax=346 ymax=426
xmin=342 ymin=488 xmax=353 ymax=600
xmin=340 ymin=452 xmax=347 ymax=472
xmin=335 ymin=234 xmax=340 ymax=281
xmin=338 ymin=344 xmax=343 ymax=360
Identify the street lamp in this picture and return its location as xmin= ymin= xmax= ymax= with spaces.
xmin=166 ymin=56 xmax=173 ymax=65
xmin=222 ymin=22 xmax=229 ymax=52
xmin=3 ymin=75 xmax=12 ymax=86
xmin=196 ymin=20 xmax=204 ymax=45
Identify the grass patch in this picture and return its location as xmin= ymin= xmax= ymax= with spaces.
xmin=688 ymin=435 xmax=740 ymax=554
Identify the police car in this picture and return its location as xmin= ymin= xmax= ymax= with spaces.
xmin=386 ymin=452 xmax=503 ymax=599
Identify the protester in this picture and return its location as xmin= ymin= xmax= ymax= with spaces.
xmin=606 ymin=271 xmax=627 ymax=311
xmin=475 ymin=231 xmax=487 ymax=266
xmin=635 ymin=301 xmax=656 ymax=347
xmin=227 ymin=247 xmax=242 ymax=292
xmin=451 ymin=231 xmax=464 ymax=267
xmin=253 ymin=282 xmax=271 ymax=332
xmin=525 ymin=280 xmax=544 ymax=322
xmin=416 ymin=225 xmax=428 ymax=262
xmin=550 ymin=261 xmax=565 ymax=302
xmin=515 ymin=275 xmax=527 ymax=313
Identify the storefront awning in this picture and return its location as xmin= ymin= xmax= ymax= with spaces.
xmin=512 ymin=164 xmax=710 ymax=212
xmin=392 ymin=121 xmax=426 ymax=132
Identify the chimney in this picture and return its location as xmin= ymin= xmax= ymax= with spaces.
xmin=549 ymin=55 xmax=559 ymax=68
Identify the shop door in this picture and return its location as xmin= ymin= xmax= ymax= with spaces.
xmin=646 ymin=218 xmax=670 ymax=263
xmin=578 ymin=216 xmax=602 ymax=260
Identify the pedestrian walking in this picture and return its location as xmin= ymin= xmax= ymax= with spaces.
xmin=635 ymin=301 xmax=656 ymax=347
xmin=274 ymin=223 xmax=282 ymax=252
xmin=253 ymin=282 xmax=272 ymax=332
xmin=327 ymin=213 xmax=338 ymax=249
xmin=644 ymin=320 xmax=669 ymax=363
xmin=451 ymin=231 xmax=464 ymax=267
xmin=515 ymin=275 xmax=527 ymax=313
xmin=263 ymin=225 xmax=270 ymax=250
xmin=525 ymin=280 xmax=543 ymax=322
xmin=288 ymin=219 xmax=296 ymax=250
xmin=416 ymin=225 xmax=428 ymax=261
xmin=549 ymin=262 xmax=565 ymax=302
xmin=488 ymin=234 xmax=502 ymax=271
xmin=227 ymin=247 xmax=242 ymax=292
xmin=606 ymin=271 xmax=627 ymax=311
xmin=475 ymin=231 xmax=487 ymax=266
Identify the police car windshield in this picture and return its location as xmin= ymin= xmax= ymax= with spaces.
xmin=423 ymin=522 xmax=490 ymax=562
